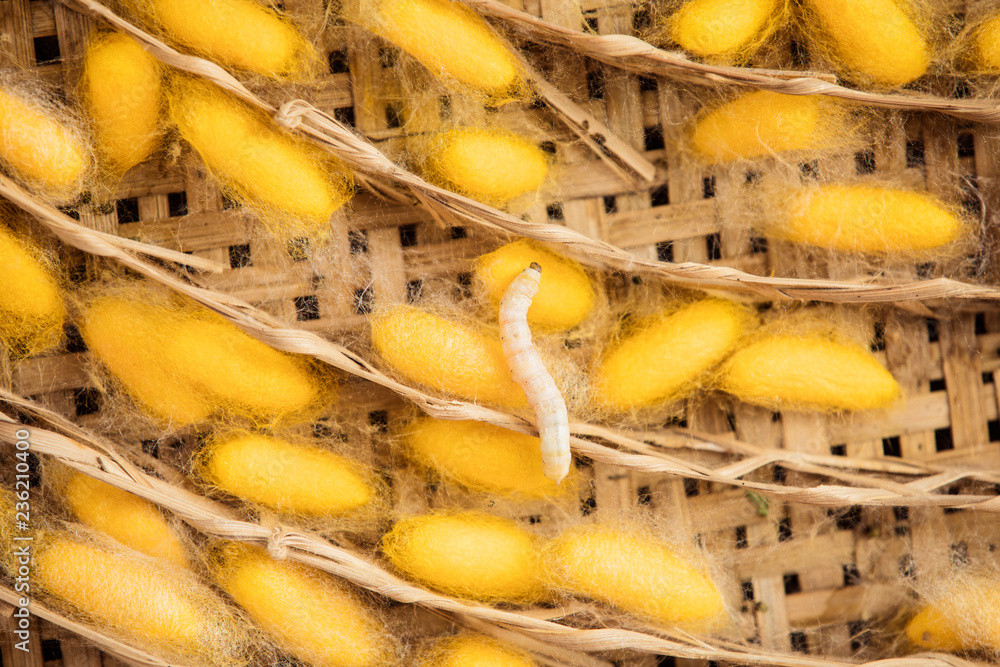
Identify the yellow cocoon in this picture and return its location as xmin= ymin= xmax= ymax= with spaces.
xmin=400 ymin=418 xmax=570 ymax=499
xmin=81 ymin=33 xmax=162 ymax=173
xmin=34 ymin=533 xmax=239 ymax=664
xmin=769 ymin=185 xmax=965 ymax=254
xmin=121 ymin=0 xmax=316 ymax=78
xmin=370 ymin=0 xmax=523 ymax=100
xmin=80 ymin=291 xmax=325 ymax=426
xmin=690 ymin=91 xmax=849 ymax=163
xmin=0 ymin=224 xmax=65 ymax=358
xmin=592 ymin=298 xmax=748 ymax=413
xmin=804 ymin=0 xmax=928 ymax=86
xmin=63 ymin=471 xmax=188 ymax=568
xmin=168 ymin=77 xmax=352 ymax=239
xmin=197 ymin=432 xmax=374 ymax=516
xmin=381 ymin=512 xmax=546 ymax=602
xmin=418 ymin=634 xmax=537 ymax=667
xmin=719 ymin=335 xmax=900 ymax=412
xmin=906 ymin=576 xmax=1000 ymax=653
xmin=669 ymin=0 xmax=783 ymax=58
xmin=422 ymin=129 xmax=547 ymax=206
xmin=973 ymin=13 xmax=1000 ymax=71
xmin=473 ymin=239 xmax=595 ymax=331
xmin=370 ymin=305 xmax=526 ymax=407
xmin=545 ymin=525 xmax=724 ymax=629
xmin=215 ymin=543 xmax=394 ymax=667
xmin=0 ymin=87 xmax=86 ymax=198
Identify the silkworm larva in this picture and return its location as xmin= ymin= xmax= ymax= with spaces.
xmin=499 ymin=262 xmax=570 ymax=484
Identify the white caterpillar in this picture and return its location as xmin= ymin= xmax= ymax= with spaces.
xmin=499 ymin=262 xmax=571 ymax=484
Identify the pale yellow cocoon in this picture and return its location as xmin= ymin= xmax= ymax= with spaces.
xmin=370 ymin=305 xmax=526 ymax=407
xmin=81 ymin=33 xmax=162 ymax=173
xmin=215 ymin=543 xmax=395 ymax=667
xmin=592 ymin=299 xmax=749 ymax=413
xmin=690 ymin=91 xmax=849 ymax=163
xmin=418 ymin=634 xmax=537 ymax=667
xmin=474 ymin=240 xmax=595 ymax=331
xmin=63 ymin=471 xmax=188 ymax=568
xmin=422 ymin=129 xmax=547 ymax=206
xmin=80 ymin=291 xmax=326 ymax=426
xmin=545 ymin=525 xmax=725 ymax=629
xmin=121 ymin=0 xmax=316 ymax=78
xmin=973 ymin=13 xmax=1000 ymax=71
xmin=906 ymin=576 xmax=1000 ymax=653
xmin=0 ymin=224 xmax=65 ymax=358
xmin=804 ymin=0 xmax=928 ymax=86
xmin=197 ymin=433 xmax=374 ymax=516
xmin=669 ymin=0 xmax=782 ymax=58
xmin=370 ymin=0 xmax=524 ymax=100
xmin=719 ymin=335 xmax=900 ymax=412
xmin=400 ymin=418 xmax=571 ymax=499
xmin=0 ymin=87 xmax=86 ymax=198
xmin=168 ymin=77 xmax=353 ymax=239
xmin=381 ymin=512 xmax=547 ymax=603
xmin=769 ymin=185 xmax=965 ymax=254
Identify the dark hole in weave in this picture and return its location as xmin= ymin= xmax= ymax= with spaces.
xmin=830 ymin=444 xmax=846 ymax=456
xmin=228 ymin=243 xmax=252 ymax=268
xmin=632 ymin=7 xmax=651 ymax=31
xmin=636 ymin=486 xmax=652 ymax=505
xmin=975 ymin=312 xmax=988 ymax=334
xmin=951 ymin=541 xmax=969 ymax=566
xmin=116 ymin=197 xmax=140 ymax=223
xmin=750 ymin=236 xmax=768 ymax=254
xmin=287 ymin=237 xmax=311 ymax=261
xmin=790 ymin=632 xmax=809 ymax=654
xmin=527 ymin=514 xmax=542 ymax=525
xmin=925 ymin=318 xmax=939 ymax=342
xmin=583 ymin=13 xmax=599 ymax=32
xmin=854 ymin=150 xmax=876 ymax=175
xmin=539 ymin=141 xmax=556 ymax=155
xmin=294 ymin=295 xmax=320 ymax=321
xmin=546 ymin=203 xmax=564 ymax=220
xmin=406 ymin=279 xmax=423 ymax=303
xmin=882 ymin=436 xmax=902 ymax=457
xmin=312 ymin=420 xmax=335 ymax=439
xmin=789 ymin=38 xmax=808 ymax=66
xmin=580 ymin=496 xmax=597 ymax=515
xmin=333 ymin=106 xmax=355 ymax=127
xmin=899 ymin=555 xmax=915 ymax=578
xmin=58 ymin=206 xmax=80 ymax=220
xmin=64 ymin=323 xmax=87 ymax=353
xmin=74 ymin=388 xmax=100 ymax=416
xmin=369 ymin=410 xmax=389 ymax=433
xmin=586 ymin=69 xmax=605 ymax=100
xmin=703 ymin=176 xmax=716 ymax=198
xmin=989 ymin=419 xmax=1000 ymax=442
xmin=437 ymin=95 xmax=451 ymax=120
xmin=870 ymin=320 xmax=885 ymax=351
xmin=735 ymin=526 xmax=748 ymax=549
xmin=564 ymin=338 xmax=582 ymax=349
xmin=935 ymin=427 xmax=954 ymax=451
xmin=656 ymin=241 xmax=673 ymax=262
xmin=457 ymin=272 xmax=473 ymax=299
xmin=655 ymin=657 xmax=676 ymax=667
xmin=385 ymin=102 xmax=404 ymax=128
xmin=683 ymin=478 xmax=699 ymax=497
xmin=706 ymin=233 xmax=722 ymax=260
xmin=399 ymin=223 xmax=418 ymax=247
xmin=745 ymin=169 xmax=761 ymax=185
xmin=799 ymin=161 xmax=818 ymax=181
xmin=953 ymin=79 xmax=971 ymax=99
xmin=958 ymin=132 xmax=975 ymax=158
xmin=631 ymin=275 xmax=642 ymax=285
xmin=832 ymin=505 xmax=862 ymax=530
xmin=328 ymin=48 xmax=350 ymax=73
xmin=905 ymin=140 xmax=925 ymax=168
xmin=771 ymin=411 xmax=782 ymax=422
xmin=842 ymin=563 xmax=862 ymax=586
xmin=643 ymin=125 xmax=664 ymax=151
xmin=97 ymin=201 xmax=115 ymax=215
xmin=603 ymin=195 xmax=617 ymax=214
xmin=848 ymin=621 xmax=869 ymax=652
xmin=41 ymin=638 xmax=62 ymax=662
xmin=167 ymin=191 xmax=188 ymax=217
xmin=894 ymin=506 xmax=909 ymax=521
xmin=650 ymin=184 xmax=670 ymax=207
xmin=783 ymin=573 xmax=801 ymax=595
xmin=725 ymin=411 xmax=737 ymax=432
xmin=33 ymin=35 xmax=61 ymax=64
xmin=929 ymin=378 xmax=946 ymax=392
xmin=778 ymin=516 xmax=792 ymax=542
xmin=348 ymin=229 xmax=368 ymax=254
xmin=638 ymin=75 xmax=658 ymax=92
xmin=141 ymin=439 xmax=159 ymax=458
xmin=741 ymin=580 xmax=755 ymax=602
xmin=773 ymin=465 xmax=786 ymax=482
xmin=221 ymin=194 xmax=240 ymax=210
xmin=354 ymin=287 xmax=374 ymax=315
xmin=379 ymin=47 xmax=398 ymax=68
xmin=449 ymin=226 xmax=467 ymax=240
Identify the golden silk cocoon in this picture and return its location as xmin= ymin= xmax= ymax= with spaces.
xmin=474 ymin=240 xmax=595 ymax=331
xmin=906 ymin=576 xmax=1000 ymax=653
xmin=973 ymin=13 xmax=1000 ymax=71
xmin=0 ymin=224 xmax=65 ymax=358
xmin=381 ymin=512 xmax=547 ymax=603
xmin=418 ymin=634 xmax=537 ymax=666
xmin=669 ymin=0 xmax=782 ymax=58
xmin=719 ymin=335 xmax=900 ymax=412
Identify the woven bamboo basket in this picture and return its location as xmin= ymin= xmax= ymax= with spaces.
xmin=2 ymin=0 xmax=1000 ymax=665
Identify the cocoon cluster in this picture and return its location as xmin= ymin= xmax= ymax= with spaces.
xmin=195 ymin=432 xmax=375 ymax=517
xmin=364 ymin=0 xmax=525 ymax=101
xmin=168 ymin=76 xmax=353 ymax=240
xmin=592 ymin=298 xmax=749 ymax=413
xmin=119 ymin=0 xmax=317 ymax=78
xmin=544 ymin=525 xmax=725 ymax=629
xmin=81 ymin=33 xmax=163 ymax=173
xmin=906 ymin=575 xmax=1000 ymax=653
xmin=399 ymin=418 xmax=572 ymax=499
xmin=767 ymin=184 xmax=965 ymax=254
xmin=80 ymin=288 xmax=327 ymax=426
xmin=719 ymin=334 xmax=900 ymax=412
xmin=690 ymin=91 xmax=851 ymax=163
xmin=0 ymin=224 xmax=65 ymax=358
xmin=370 ymin=305 xmax=526 ymax=407
xmin=0 ymin=86 xmax=87 ymax=199
xmin=214 ymin=543 xmax=396 ymax=667
xmin=419 ymin=128 xmax=548 ymax=207
xmin=474 ymin=239 xmax=595 ymax=331
xmin=802 ymin=0 xmax=929 ymax=86
xmin=381 ymin=511 xmax=547 ymax=603
xmin=668 ymin=0 xmax=784 ymax=59
xmin=417 ymin=634 xmax=537 ymax=667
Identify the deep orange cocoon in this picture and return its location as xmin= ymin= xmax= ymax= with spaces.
xmin=370 ymin=305 xmax=526 ymax=407
xmin=474 ymin=239 xmax=595 ymax=331
xmin=973 ymin=13 xmax=1000 ymax=71
xmin=382 ymin=512 xmax=546 ymax=602
xmin=804 ymin=0 xmax=928 ymax=86
xmin=719 ymin=335 xmax=900 ymax=412
xmin=690 ymin=91 xmax=849 ymax=163
xmin=63 ymin=471 xmax=188 ymax=568
xmin=418 ymin=634 xmax=537 ymax=667
xmin=545 ymin=525 xmax=724 ymax=629
xmin=121 ymin=0 xmax=316 ymax=78
xmin=81 ymin=32 xmax=162 ymax=173
xmin=400 ymin=418 xmax=570 ymax=499
xmin=0 ymin=87 xmax=86 ymax=198
xmin=669 ymin=0 xmax=782 ymax=58
xmin=592 ymin=299 xmax=749 ymax=413
xmin=168 ymin=77 xmax=353 ymax=239
xmin=423 ymin=129 xmax=548 ymax=206
xmin=371 ymin=0 xmax=523 ymax=100
xmin=197 ymin=433 xmax=374 ymax=516
xmin=770 ymin=185 xmax=965 ymax=254
xmin=0 ymin=224 xmax=65 ymax=357
xmin=906 ymin=576 xmax=1000 ymax=653
xmin=215 ymin=543 xmax=395 ymax=667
